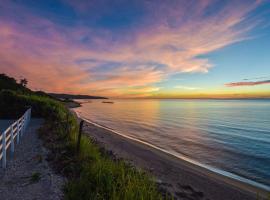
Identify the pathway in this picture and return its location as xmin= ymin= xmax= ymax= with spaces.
xmin=0 ymin=119 xmax=65 ymax=200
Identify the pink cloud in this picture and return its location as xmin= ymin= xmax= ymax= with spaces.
xmin=225 ymin=80 xmax=270 ymax=87
xmin=0 ymin=0 xmax=264 ymax=97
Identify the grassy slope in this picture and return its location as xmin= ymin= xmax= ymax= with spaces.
xmin=0 ymin=74 xmax=166 ymax=200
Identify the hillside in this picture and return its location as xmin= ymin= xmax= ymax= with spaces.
xmin=0 ymin=74 xmax=107 ymax=100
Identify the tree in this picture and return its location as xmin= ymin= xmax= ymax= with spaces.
xmin=20 ymin=78 xmax=28 ymax=87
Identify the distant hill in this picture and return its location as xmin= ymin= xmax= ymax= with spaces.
xmin=49 ymin=93 xmax=107 ymax=100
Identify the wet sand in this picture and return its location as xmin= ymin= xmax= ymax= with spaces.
xmin=76 ymin=113 xmax=269 ymax=200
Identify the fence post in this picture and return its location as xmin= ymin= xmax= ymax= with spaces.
xmin=65 ymin=113 xmax=70 ymax=136
xmin=10 ymin=125 xmax=14 ymax=154
xmin=29 ymin=108 xmax=31 ymax=125
xmin=2 ymin=131 xmax=6 ymax=168
xmin=26 ymin=111 xmax=28 ymax=127
xmin=22 ymin=117 xmax=25 ymax=136
xmin=76 ymin=120 xmax=84 ymax=154
xmin=27 ymin=110 xmax=29 ymax=126
xmin=16 ymin=121 xmax=20 ymax=144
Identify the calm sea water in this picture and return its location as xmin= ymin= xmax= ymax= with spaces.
xmin=74 ymin=99 xmax=270 ymax=188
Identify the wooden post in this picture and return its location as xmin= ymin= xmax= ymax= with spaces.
xmin=25 ymin=112 xmax=27 ymax=125
xmin=2 ymin=131 xmax=6 ymax=168
xmin=16 ymin=121 xmax=20 ymax=144
xmin=10 ymin=125 xmax=14 ymax=154
xmin=28 ymin=108 xmax=31 ymax=126
xmin=76 ymin=120 xmax=84 ymax=154
xmin=65 ymin=113 xmax=70 ymax=136
xmin=21 ymin=117 xmax=25 ymax=136
xmin=23 ymin=115 xmax=26 ymax=135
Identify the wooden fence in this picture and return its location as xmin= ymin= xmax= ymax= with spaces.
xmin=0 ymin=108 xmax=31 ymax=168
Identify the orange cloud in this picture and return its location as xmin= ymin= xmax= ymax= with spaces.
xmin=0 ymin=0 xmax=264 ymax=97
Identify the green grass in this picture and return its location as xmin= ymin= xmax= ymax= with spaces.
xmin=42 ymin=102 xmax=165 ymax=200
xmin=0 ymin=88 xmax=167 ymax=200
xmin=256 ymin=192 xmax=270 ymax=200
xmin=65 ymin=134 xmax=164 ymax=200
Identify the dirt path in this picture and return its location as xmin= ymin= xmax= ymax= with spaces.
xmin=0 ymin=119 xmax=65 ymax=200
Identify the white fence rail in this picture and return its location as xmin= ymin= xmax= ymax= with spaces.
xmin=0 ymin=108 xmax=31 ymax=168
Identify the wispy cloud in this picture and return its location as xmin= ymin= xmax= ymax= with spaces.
xmin=122 ymin=86 xmax=160 ymax=97
xmin=174 ymin=85 xmax=201 ymax=90
xmin=225 ymin=80 xmax=270 ymax=87
xmin=243 ymin=76 xmax=270 ymax=81
xmin=0 ymin=0 xmax=265 ymax=97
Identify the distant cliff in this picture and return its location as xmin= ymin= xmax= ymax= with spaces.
xmin=49 ymin=93 xmax=107 ymax=100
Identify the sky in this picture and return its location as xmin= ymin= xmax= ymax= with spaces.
xmin=0 ymin=0 xmax=270 ymax=98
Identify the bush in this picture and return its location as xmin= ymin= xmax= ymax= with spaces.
xmin=0 ymin=89 xmax=66 ymax=120
xmin=0 ymin=73 xmax=30 ymax=92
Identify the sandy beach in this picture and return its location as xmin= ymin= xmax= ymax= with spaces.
xmin=77 ymin=115 xmax=269 ymax=200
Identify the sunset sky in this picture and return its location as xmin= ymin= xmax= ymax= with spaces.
xmin=0 ymin=0 xmax=270 ymax=98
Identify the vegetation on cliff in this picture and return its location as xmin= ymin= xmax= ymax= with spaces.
xmin=0 ymin=74 xmax=166 ymax=200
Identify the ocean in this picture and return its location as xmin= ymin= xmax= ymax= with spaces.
xmin=74 ymin=99 xmax=270 ymax=189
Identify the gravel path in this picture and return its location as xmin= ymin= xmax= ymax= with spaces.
xmin=0 ymin=119 xmax=65 ymax=200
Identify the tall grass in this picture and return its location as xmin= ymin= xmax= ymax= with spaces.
xmin=65 ymin=133 xmax=163 ymax=200
xmin=0 ymin=89 xmax=166 ymax=200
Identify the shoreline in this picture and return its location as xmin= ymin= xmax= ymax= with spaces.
xmin=74 ymin=110 xmax=269 ymax=200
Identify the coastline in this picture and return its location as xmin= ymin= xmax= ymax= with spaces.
xmin=62 ymin=100 xmax=81 ymax=108
xmin=74 ymin=110 xmax=269 ymax=200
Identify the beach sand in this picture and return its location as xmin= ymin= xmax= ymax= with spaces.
xmin=78 ymin=116 xmax=269 ymax=200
